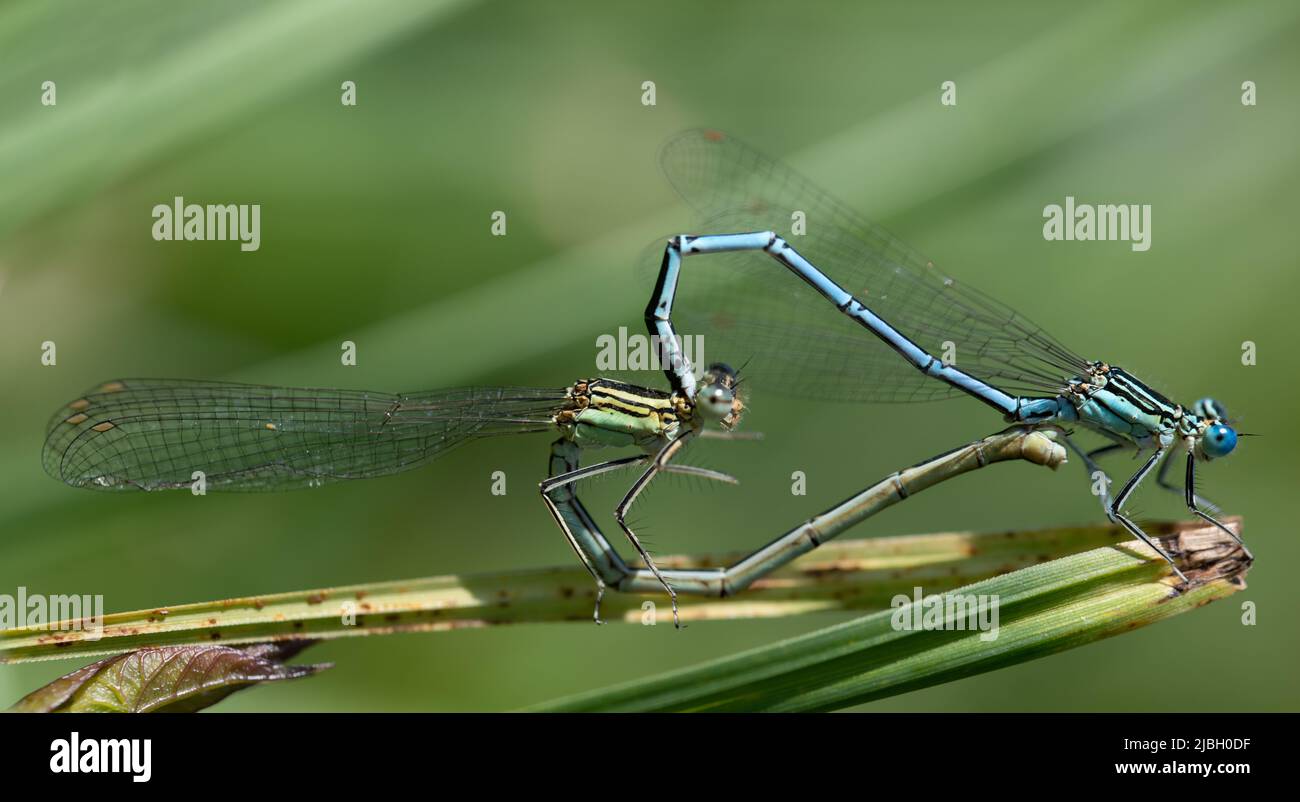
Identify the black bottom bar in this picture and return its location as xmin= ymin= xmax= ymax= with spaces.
xmin=1 ymin=711 xmax=1286 ymax=787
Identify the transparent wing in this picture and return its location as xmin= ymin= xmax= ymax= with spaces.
xmin=43 ymin=379 xmax=566 ymax=491
xmin=638 ymin=129 xmax=1088 ymax=402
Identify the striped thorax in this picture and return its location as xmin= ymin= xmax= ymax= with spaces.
xmin=1064 ymin=362 xmax=1237 ymax=460
xmin=554 ymin=363 xmax=745 ymax=452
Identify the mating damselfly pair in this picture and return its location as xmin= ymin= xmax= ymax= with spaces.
xmin=43 ymin=129 xmax=1251 ymax=627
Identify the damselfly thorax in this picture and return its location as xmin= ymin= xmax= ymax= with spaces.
xmin=1018 ymin=362 xmax=1225 ymax=462
xmin=555 ymin=374 xmax=744 ymax=452
xmin=555 ymin=379 xmax=684 ymax=450
xmin=1059 ymin=363 xmax=1193 ymax=449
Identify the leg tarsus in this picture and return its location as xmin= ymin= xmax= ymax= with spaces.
xmin=1113 ymin=510 xmax=1189 ymax=583
xmin=592 ymin=583 xmax=605 ymax=625
xmin=614 ymin=508 xmax=682 ymax=628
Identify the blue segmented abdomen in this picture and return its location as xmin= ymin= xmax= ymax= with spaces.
xmin=1013 ymin=396 xmax=1076 ymax=424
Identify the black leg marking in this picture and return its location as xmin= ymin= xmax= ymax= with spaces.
xmin=1158 ymin=447 xmax=1221 ymax=514
xmin=1184 ymin=453 xmax=1251 ymax=559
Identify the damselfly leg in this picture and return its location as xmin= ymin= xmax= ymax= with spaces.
xmin=1106 ymin=447 xmax=1189 ymax=582
xmin=1160 ymin=448 xmax=1222 ymax=514
xmin=541 ymin=434 xmax=738 ymax=625
xmin=1075 ymin=437 xmax=1224 ymax=515
xmin=611 ymin=430 xmax=699 ymax=627
xmin=1184 ymin=453 xmax=1251 ymax=558
xmin=545 ymin=427 xmax=1067 ymax=613
xmin=539 ymin=439 xmax=642 ymax=623
xmin=1060 ymin=436 xmax=1189 ymax=578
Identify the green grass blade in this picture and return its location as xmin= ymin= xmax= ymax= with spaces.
xmin=0 ymin=516 xmax=1238 ymax=666
xmin=533 ymin=521 xmax=1250 ymax=712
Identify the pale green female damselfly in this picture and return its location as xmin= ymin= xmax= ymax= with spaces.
xmin=42 ymin=372 xmax=1071 ymax=628
xmin=42 ymin=368 xmax=750 ymax=624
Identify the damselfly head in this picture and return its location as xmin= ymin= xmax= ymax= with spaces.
xmin=1189 ymin=397 xmax=1237 ymax=460
xmin=1197 ymin=421 xmax=1239 ymax=460
xmin=698 ymin=362 xmax=744 ymax=429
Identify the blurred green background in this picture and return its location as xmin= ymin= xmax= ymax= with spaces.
xmin=2 ymin=0 xmax=1297 ymax=711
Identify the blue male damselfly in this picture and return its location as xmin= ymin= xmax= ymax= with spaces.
xmin=644 ymin=129 xmax=1251 ymax=585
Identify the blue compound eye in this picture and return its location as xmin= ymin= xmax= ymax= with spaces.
xmin=1202 ymin=423 xmax=1238 ymax=458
